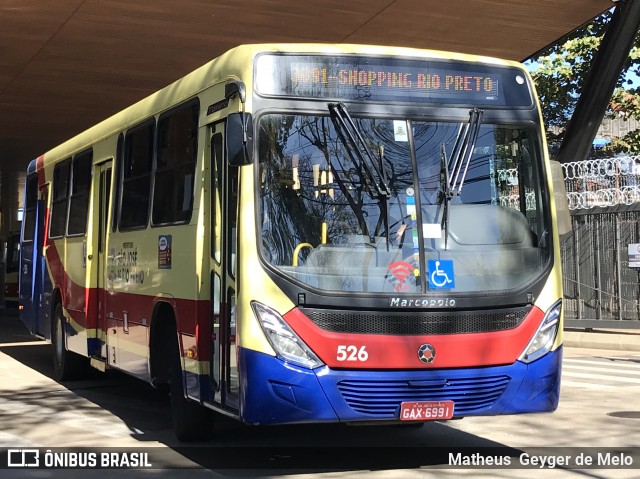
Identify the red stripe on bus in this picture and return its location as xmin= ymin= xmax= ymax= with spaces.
xmin=284 ymin=306 xmax=545 ymax=369
xmin=43 ymin=241 xmax=210 ymax=353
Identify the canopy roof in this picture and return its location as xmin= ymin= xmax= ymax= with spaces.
xmin=0 ymin=0 xmax=610 ymax=167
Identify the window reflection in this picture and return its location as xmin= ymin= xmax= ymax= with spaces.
xmin=258 ymin=114 xmax=548 ymax=294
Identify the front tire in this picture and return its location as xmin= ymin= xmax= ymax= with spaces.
xmin=52 ymin=302 xmax=86 ymax=381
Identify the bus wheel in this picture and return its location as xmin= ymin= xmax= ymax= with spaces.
xmin=169 ymin=339 xmax=213 ymax=442
xmin=52 ymin=302 xmax=86 ymax=381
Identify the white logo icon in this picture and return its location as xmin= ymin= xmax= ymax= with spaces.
xmin=7 ymin=449 xmax=40 ymax=467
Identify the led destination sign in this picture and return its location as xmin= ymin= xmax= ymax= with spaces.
xmin=292 ymin=66 xmax=498 ymax=98
xmin=256 ymin=54 xmax=533 ymax=107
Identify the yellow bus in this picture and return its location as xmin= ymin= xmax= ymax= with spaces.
xmin=20 ymin=44 xmax=567 ymax=441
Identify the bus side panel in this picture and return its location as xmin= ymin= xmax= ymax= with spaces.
xmin=61 ymin=237 xmax=90 ymax=357
xmin=19 ymin=198 xmax=50 ymax=338
xmin=18 ymin=239 xmax=36 ymax=332
xmin=178 ymin=298 xmax=212 ymax=402
xmin=44 ymin=236 xmax=106 ymax=363
xmin=87 ymin=284 xmax=211 ymax=387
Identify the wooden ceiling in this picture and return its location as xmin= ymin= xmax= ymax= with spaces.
xmin=0 ymin=0 xmax=611 ymax=169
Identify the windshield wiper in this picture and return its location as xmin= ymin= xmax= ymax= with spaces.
xmin=328 ymin=102 xmax=391 ymax=199
xmin=328 ymin=102 xmax=392 ymax=246
xmin=438 ymin=107 xmax=484 ymax=249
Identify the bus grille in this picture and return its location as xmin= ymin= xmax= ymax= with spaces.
xmin=337 ymin=375 xmax=510 ymax=417
xmin=300 ymin=307 xmax=529 ymax=335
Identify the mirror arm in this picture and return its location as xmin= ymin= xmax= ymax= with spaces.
xmin=225 ymin=81 xmax=248 ymax=144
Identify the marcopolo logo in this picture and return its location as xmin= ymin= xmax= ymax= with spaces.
xmin=389 ymin=297 xmax=456 ymax=308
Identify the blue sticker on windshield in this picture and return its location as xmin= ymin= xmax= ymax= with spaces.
xmin=428 ymin=260 xmax=455 ymax=289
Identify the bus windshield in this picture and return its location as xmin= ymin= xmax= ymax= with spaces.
xmin=258 ymin=112 xmax=550 ymax=295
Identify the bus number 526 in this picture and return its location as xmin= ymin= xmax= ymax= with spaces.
xmin=337 ymin=345 xmax=368 ymax=362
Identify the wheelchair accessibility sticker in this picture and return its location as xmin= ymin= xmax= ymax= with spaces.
xmin=428 ymin=260 xmax=455 ymax=289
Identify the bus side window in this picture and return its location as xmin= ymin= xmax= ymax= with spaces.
xmin=211 ymin=133 xmax=223 ymax=263
xmin=50 ymin=159 xmax=71 ymax=238
xmin=112 ymin=134 xmax=123 ymax=232
xmin=67 ymin=149 xmax=93 ymax=236
xmin=152 ymin=101 xmax=199 ymax=225
xmin=228 ymin=166 xmax=238 ymax=278
xmin=120 ymin=121 xmax=154 ymax=230
xmin=22 ymin=176 xmax=38 ymax=243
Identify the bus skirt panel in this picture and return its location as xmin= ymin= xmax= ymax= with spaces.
xmin=238 ymin=346 xmax=562 ymax=425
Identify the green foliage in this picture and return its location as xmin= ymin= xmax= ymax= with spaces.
xmin=528 ymin=9 xmax=640 ymax=154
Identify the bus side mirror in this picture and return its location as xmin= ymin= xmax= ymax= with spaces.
xmin=226 ymin=112 xmax=253 ymax=166
xmin=549 ymin=160 xmax=572 ymax=236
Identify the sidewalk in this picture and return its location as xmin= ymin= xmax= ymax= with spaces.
xmin=563 ymin=328 xmax=640 ymax=352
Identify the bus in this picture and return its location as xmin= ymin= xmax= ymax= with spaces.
xmin=19 ymin=44 xmax=569 ymax=441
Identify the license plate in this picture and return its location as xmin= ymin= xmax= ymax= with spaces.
xmin=400 ymin=400 xmax=454 ymax=421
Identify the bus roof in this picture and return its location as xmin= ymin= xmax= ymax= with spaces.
xmin=38 ymin=43 xmax=527 ymax=170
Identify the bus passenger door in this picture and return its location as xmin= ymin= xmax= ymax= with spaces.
xmin=90 ymin=160 xmax=112 ymax=360
xmin=209 ymin=123 xmax=239 ymax=410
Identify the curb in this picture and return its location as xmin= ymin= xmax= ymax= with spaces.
xmin=563 ymin=330 xmax=640 ymax=352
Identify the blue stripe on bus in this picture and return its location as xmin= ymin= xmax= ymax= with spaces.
xmin=237 ymin=346 xmax=561 ymax=425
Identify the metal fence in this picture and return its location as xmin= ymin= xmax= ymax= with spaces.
xmin=561 ymin=156 xmax=640 ymax=329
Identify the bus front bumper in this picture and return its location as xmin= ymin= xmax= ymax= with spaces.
xmin=237 ymin=346 xmax=562 ymax=425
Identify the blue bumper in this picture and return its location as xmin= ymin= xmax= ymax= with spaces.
xmin=237 ymin=346 xmax=562 ymax=425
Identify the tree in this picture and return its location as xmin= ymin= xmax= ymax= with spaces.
xmin=528 ymin=9 xmax=640 ymax=155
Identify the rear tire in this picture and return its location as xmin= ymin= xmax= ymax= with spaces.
xmin=52 ymin=302 xmax=86 ymax=381
xmin=169 ymin=336 xmax=213 ymax=442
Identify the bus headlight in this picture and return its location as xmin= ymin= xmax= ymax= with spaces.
xmin=519 ymin=300 xmax=562 ymax=364
xmin=251 ymin=302 xmax=323 ymax=369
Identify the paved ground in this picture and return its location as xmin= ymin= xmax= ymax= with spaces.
xmin=2 ymin=307 xmax=640 ymax=478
